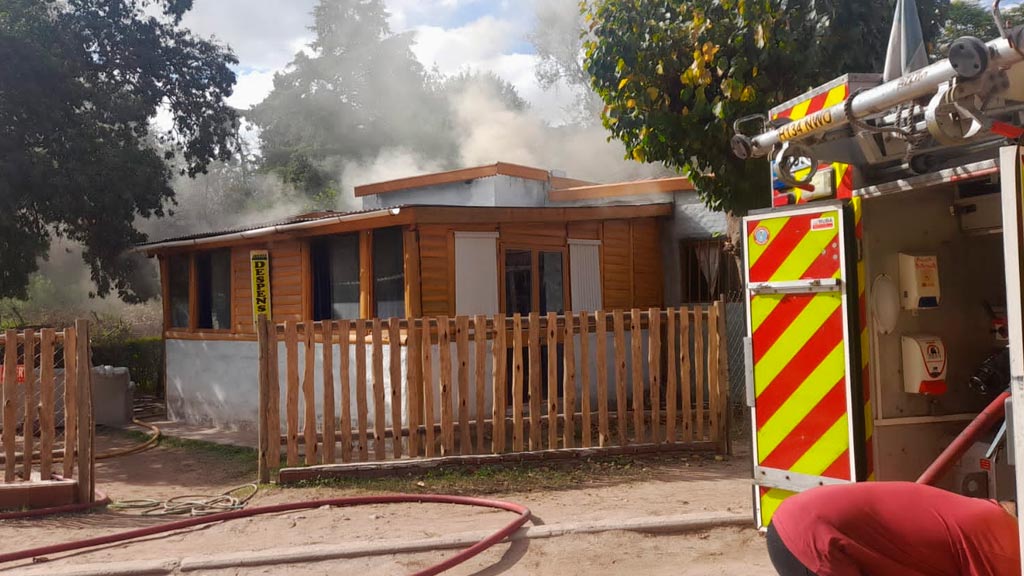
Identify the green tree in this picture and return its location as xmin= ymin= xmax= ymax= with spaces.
xmin=937 ymin=1 xmax=999 ymax=55
xmin=583 ymin=0 xmax=948 ymax=221
xmin=249 ymin=0 xmax=454 ymax=201
xmin=0 ymin=0 xmax=238 ymax=301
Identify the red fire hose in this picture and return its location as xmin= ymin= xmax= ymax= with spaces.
xmin=0 ymin=494 xmax=531 ymax=576
xmin=917 ymin=391 xmax=1011 ymax=486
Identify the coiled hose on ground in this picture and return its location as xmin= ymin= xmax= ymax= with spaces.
xmin=0 ymin=494 xmax=532 ymax=576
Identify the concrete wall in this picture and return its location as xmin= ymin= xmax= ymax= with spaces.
xmin=862 ymin=184 xmax=1005 ymax=481
xmin=360 ymin=176 xmax=548 ymax=210
xmin=166 ymin=334 xmax=651 ymax=431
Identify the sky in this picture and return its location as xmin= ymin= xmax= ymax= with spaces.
xmin=177 ymin=0 xmax=577 ymax=125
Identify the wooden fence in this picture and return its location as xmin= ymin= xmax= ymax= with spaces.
xmin=0 ymin=320 xmax=94 ymax=504
xmin=257 ymin=304 xmax=729 ymax=481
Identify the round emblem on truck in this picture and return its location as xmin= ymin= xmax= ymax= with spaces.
xmin=754 ymin=226 xmax=770 ymax=245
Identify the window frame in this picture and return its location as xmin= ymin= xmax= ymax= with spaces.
xmin=195 ymin=249 xmax=233 ymax=332
xmin=310 ymin=226 xmax=408 ymax=321
xmin=498 ymin=243 xmax=570 ymax=315
xmin=162 ymin=250 xmax=235 ymax=335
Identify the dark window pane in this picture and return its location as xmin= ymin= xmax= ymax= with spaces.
xmin=197 ymin=250 xmax=231 ymax=330
xmin=539 ymin=251 xmax=564 ymax=314
xmin=373 ymin=228 xmax=405 ymax=319
xmin=329 ymin=234 xmax=361 ymax=319
xmin=505 ymin=249 xmax=532 ymax=315
xmin=168 ymin=256 xmax=190 ymax=328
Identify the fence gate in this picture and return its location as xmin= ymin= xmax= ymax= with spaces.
xmin=0 ymin=321 xmax=95 ymax=508
xmin=743 ymin=203 xmax=865 ymax=528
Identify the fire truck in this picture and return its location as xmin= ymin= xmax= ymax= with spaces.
xmin=730 ymin=4 xmax=1024 ymax=558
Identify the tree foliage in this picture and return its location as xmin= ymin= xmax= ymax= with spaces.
xmin=249 ymin=0 xmax=452 ymax=201
xmin=583 ymin=0 xmax=949 ymax=217
xmin=0 ymin=0 xmax=238 ymax=301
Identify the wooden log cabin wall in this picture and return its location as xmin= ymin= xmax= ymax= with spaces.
xmin=156 ymin=209 xmax=670 ymax=339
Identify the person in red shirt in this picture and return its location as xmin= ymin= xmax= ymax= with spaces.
xmin=766 ymin=481 xmax=1020 ymax=576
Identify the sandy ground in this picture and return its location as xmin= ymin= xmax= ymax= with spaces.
xmin=0 ymin=429 xmax=772 ymax=575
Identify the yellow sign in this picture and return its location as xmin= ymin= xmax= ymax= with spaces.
xmin=250 ymin=250 xmax=272 ymax=324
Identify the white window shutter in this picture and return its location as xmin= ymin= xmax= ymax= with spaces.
xmin=569 ymin=240 xmax=602 ymax=312
xmin=454 ymin=232 xmax=500 ymax=315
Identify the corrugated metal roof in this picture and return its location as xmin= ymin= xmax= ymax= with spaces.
xmin=136 ymin=207 xmax=391 ymax=248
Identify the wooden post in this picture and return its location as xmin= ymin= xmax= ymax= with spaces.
xmin=62 ymin=326 xmax=78 ymax=479
xmin=546 ymin=312 xmax=558 ymax=450
xmin=648 ymin=309 xmax=661 ymax=445
xmin=322 ymin=320 xmax=336 ymax=464
xmin=257 ymin=316 xmax=271 ymax=483
xmin=75 ymin=319 xmax=93 ymax=502
xmin=612 ymin=310 xmax=627 ymax=445
xmin=473 ymin=315 xmax=487 ymax=455
xmin=680 ymin=307 xmax=693 ymax=442
xmin=694 ymin=305 xmax=706 ymax=441
xmin=23 ymin=329 xmax=35 ymax=481
xmin=389 ymin=319 xmax=403 ymax=459
xmin=267 ymin=320 xmax=281 ymax=472
xmin=579 ymin=311 xmax=592 ymax=449
xmin=708 ymin=303 xmax=720 ymax=447
xmin=3 ymin=329 xmax=17 ymax=482
xmin=407 ymin=319 xmax=422 ymax=458
xmin=630 ymin=309 xmax=644 ymax=444
xmin=512 ymin=314 xmax=524 ymax=453
xmin=438 ymin=316 xmax=454 ymax=456
xmin=456 ymin=316 xmax=471 ymax=455
xmin=339 ymin=320 xmax=353 ymax=463
xmin=39 ymin=329 xmax=55 ymax=480
xmin=303 ymin=323 xmax=318 ymax=465
xmin=716 ymin=298 xmax=730 ymax=454
xmin=372 ymin=319 xmax=386 ymax=461
xmin=284 ymin=321 xmax=300 ymax=466
xmin=422 ymin=319 xmax=435 ymax=458
xmin=563 ymin=313 xmax=576 ymax=449
xmin=528 ymin=313 xmax=541 ymax=451
xmin=355 ymin=320 xmax=369 ymax=462
xmin=596 ymin=311 xmax=610 ymax=447
xmin=492 ymin=314 xmax=507 ymax=454
xmin=665 ymin=309 xmax=678 ymax=444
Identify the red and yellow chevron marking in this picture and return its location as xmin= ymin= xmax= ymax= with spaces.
xmin=746 ymin=209 xmax=841 ymax=284
xmin=747 ymin=209 xmax=853 ymax=527
xmin=852 ymin=197 xmax=875 ymax=481
xmin=772 ymin=83 xmax=856 ymax=206
xmin=773 ymin=84 xmax=849 ymax=123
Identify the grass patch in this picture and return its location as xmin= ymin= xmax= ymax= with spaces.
xmin=110 ymin=425 xmax=258 ymax=475
xmin=287 ymin=452 xmax=718 ymax=496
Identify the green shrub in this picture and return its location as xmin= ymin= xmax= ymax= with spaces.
xmin=91 ymin=337 xmax=164 ymax=397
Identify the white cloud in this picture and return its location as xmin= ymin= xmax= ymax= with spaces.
xmin=181 ymin=0 xmax=316 ymax=72
xmin=227 ymin=70 xmax=277 ymax=110
xmin=410 ymin=17 xmax=519 ymax=75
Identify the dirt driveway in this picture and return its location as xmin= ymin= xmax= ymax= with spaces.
xmin=0 ymin=428 xmax=773 ymax=575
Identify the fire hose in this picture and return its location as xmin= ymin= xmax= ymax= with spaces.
xmin=917 ymin=390 xmax=1012 ymax=486
xmin=0 ymin=494 xmax=532 ymax=576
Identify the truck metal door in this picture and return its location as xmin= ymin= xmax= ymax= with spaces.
xmin=743 ymin=203 xmax=863 ymax=529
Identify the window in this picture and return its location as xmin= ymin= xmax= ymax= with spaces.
xmin=168 ymin=256 xmax=191 ymax=329
xmin=373 ymin=227 xmax=405 ymax=319
xmin=196 ymin=250 xmax=232 ymax=330
xmin=311 ymin=227 xmax=406 ymax=320
xmin=680 ymin=239 xmax=743 ymax=303
xmin=312 ymin=234 xmax=360 ymax=321
xmin=502 ymin=248 xmax=566 ymax=314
